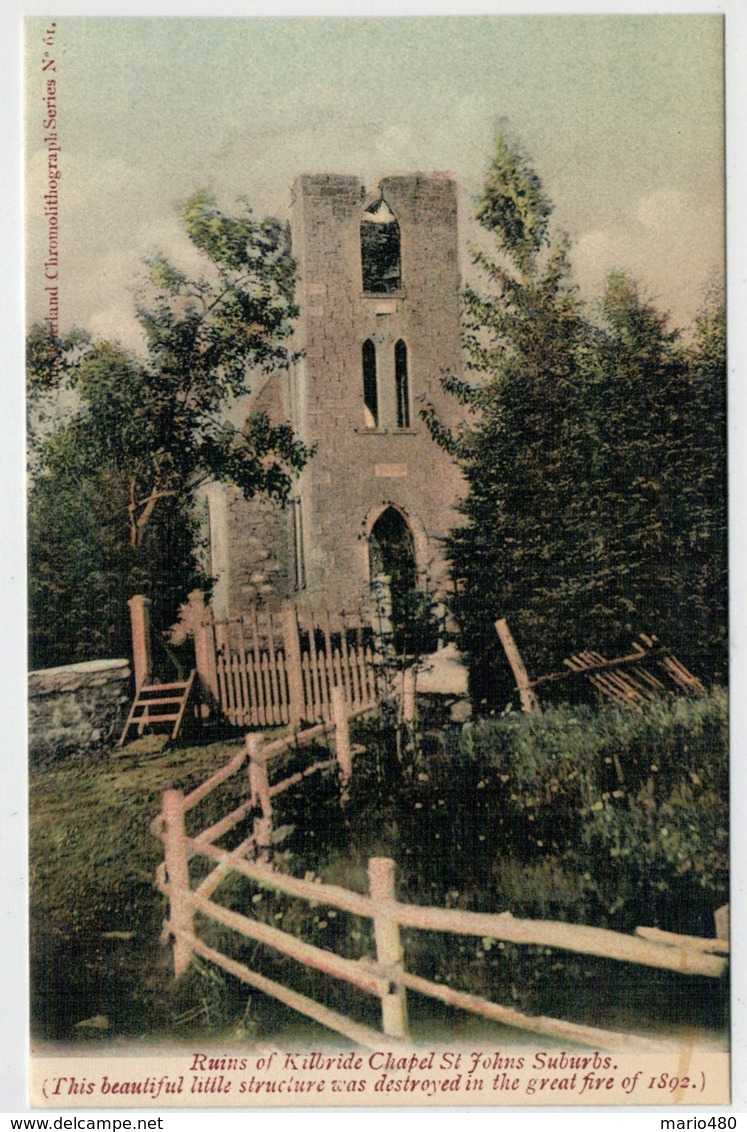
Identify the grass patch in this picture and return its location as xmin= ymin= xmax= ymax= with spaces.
xmin=30 ymin=692 xmax=729 ymax=1045
xmin=30 ymin=735 xmax=247 ymax=1040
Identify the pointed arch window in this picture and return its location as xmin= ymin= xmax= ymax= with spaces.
xmin=362 ymin=339 xmax=378 ymax=429
xmin=360 ymin=199 xmax=401 ymax=293
xmin=292 ymin=497 xmax=306 ymax=590
xmin=395 ymin=339 xmax=410 ymax=429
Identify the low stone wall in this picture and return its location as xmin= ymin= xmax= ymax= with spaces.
xmin=28 ymin=659 xmax=132 ymax=762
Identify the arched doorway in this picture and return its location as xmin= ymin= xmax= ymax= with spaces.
xmin=368 ymin=506 xmax=434 ymax=656
xmin=369 ymin=506 xmax=416 ymax=602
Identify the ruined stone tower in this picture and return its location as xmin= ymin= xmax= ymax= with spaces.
xmin=206 ymin=172 xmax=466 ymax=615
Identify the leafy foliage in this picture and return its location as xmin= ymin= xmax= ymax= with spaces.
xmin=588 ymin=278 xmax=727 ymax=680
xmin=28 ymin=430 xmax=208 ymax=669
xmin=423 ymin=134 xmax=727 ymax=703
xmin=455 ymin=692 xmax=728 ymax=932
xmin=474 ymin=132 xmax=554 ymax=275
xmin=228 ymin=693 xmax=728 ymax=1032
xmin=28 ymin=192 xmax=310 ymax=667
xmin=29 ymin=695 xmax=727 ymax=1041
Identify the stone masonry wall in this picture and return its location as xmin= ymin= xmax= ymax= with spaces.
xmin=206 ymin=171 xmax=467 ymax=617
xmin=217 ymin=486 xmax=294 ymax=615
xmin=290 ymin=173 xmax=466 ymax=608
xmin=28 ymin=659 xmax=131 ymax=763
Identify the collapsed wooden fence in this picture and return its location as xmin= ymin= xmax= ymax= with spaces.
xmin=496 ymin=620 xmax=706 ymax=713
xmin=152 ymin=695 xmax=728 ymax=1052
xmin=188 ymin=596 xmax=378 ymax=729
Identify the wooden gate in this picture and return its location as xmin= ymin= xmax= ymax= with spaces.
xmin=189 ymin=597 xmax=378 ymax=728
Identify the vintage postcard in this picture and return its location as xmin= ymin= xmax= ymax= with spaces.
xmin=24 ymin=11 xmax=731 ymax=1110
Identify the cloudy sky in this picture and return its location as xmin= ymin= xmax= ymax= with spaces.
xmin=24 ymin=14 xmax=724 ymax=348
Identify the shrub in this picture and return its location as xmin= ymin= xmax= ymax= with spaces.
xmin=453 ymin=691 xmax=728 ymax=933
xmin=168 ymin=693 xmax=728 ymax=1038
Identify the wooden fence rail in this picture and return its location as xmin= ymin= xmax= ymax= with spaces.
xmin=153 ymin=708 xmax=728 ymax=1053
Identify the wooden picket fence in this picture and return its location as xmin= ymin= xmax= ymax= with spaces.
xmin=152 ymin=701 xmax=728 ymax=1053
xmin=188 ymin=596 xmax=378 ymax=729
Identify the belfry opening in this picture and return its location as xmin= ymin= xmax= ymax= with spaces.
xmin=360 ymin=199 xmax=401 ymax=293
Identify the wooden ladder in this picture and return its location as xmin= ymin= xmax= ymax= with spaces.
xmin=118 ymin=670 xmax=196 ymax=747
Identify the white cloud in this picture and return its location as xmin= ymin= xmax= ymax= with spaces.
xmin=636 ymin=187 xmax=690 ymax=231
xmin=573 ymin=188 xmax=723 ymax=327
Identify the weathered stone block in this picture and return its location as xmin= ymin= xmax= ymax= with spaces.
xmin=28 ymin=659 xmax=131 ymax=763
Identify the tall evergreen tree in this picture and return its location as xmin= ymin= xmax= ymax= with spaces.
xmin=424 ymin=134 xmax=596 ymax=703
xmin=593 ymin=280 xmax=727 ymax=679
xmin=425 ymin=136 xmax=727 ymax=705
xmin=683 ymin=301 xmax=727 ymax=677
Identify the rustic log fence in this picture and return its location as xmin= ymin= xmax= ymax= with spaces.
xmin=152 ymin=702 xmax=728 ymax=1053
xmin=187 ymin=595 xmax=378 ymax=729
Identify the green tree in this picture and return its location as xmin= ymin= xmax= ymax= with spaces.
xmin=593 ymin=279 xmax=726 ymax=679
xmin=424 ymin=134 xmax=597 ymax=703
xmin=684 ymin=301 xmax=728 ymax=676
xmin=426 ymin=135 xmax=727 ymax=705
xmin=28 ymin=191 xmax=309 ymax=668
xmin=28 ymin=434 xmax=208 ymax=669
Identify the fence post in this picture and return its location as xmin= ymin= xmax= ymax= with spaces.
xmin=188 ymin=590 xmax=220 ymax=712
xmin=368 ymin=857 xmax=409 ymax=1039
xmin=248 ymin=733 xmax=272 ymax=816
xmin=714 ymin=904 xmax=729 ymax=942
xmin=128 ymin=595 xmax=152 ymax=691
xmin=401 ymin=666 xmax=417 ymax=725
xmin=495 ymin=618 xmax=541 ymax=714
xmin=282 ymin=605 xmax=305 ymax=728
xmin=253 ymin=815 xmax=274 ymax=864
xmin=331 ymin=685 xmax=352 ymax=784
xmin=162 ymin=789 xmax=193 ymax=977
xmin=248 ymin=733 xmax=273 ymax=861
